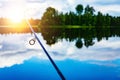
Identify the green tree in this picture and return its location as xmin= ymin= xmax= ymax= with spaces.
xmin=41 ymin=7 xmax=59 ymax=26
xmin=68 ymin=11 xmax=77 ymax=25
xmin=75 ymin=4 xmax=83 ymax=15
xmin=104 ymin=13 xmax=111 ymax=27
xmin=85 ymin=5 xmax=95 ymax=15
xmin=75 ymin=4 xmax=84 ymax=25
xmin=58 ymin=12 xmax=65 ymax=25
xmin=96 ymin=11 xmax=104 ymax=27
xmin=64 ymin=12 xmax=69 ymax=25
xmin=82 ymin=5 xmax=95 ymax=26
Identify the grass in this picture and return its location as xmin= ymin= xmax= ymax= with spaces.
xmin=39 ymin=25 xmax=95 ymax=28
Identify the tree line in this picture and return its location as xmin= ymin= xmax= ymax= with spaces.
xmin=40 ymin=4 xmax=120 ymax=28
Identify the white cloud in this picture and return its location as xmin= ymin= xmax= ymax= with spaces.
xmin=94 ymin=5 xmax=120 ymax=15
xmin=67 ymin=0 xmax=76 ymax=5
xmin=0 ymin=45 xmax=2 ymax=49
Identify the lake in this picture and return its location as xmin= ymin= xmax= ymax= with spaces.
xmin=0 ymin=28 xmax=120 ymax=80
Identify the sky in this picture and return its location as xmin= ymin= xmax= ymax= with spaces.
xmin=0 ymin=0 xmax=120 ymax=19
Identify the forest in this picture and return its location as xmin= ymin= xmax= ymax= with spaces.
xmin=40 ymin=4 xmax=120 ymax=28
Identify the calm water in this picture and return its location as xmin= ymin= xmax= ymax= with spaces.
xmin=0 ymin=28 xmax=120 ymax=80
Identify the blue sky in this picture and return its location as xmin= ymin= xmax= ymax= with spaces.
xmin=0 ymin=0 xmax=120 ymax=19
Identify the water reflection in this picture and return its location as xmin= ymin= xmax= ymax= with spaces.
xmin=40 ymin=28 xmax=120 ymax=48
xmin=0 ymin=31 xmax=120 ymax=68
xmin=0 ymin=33 xmax=43 ymax=68
xmin=0 ymin=28 xmax=120 ymax=80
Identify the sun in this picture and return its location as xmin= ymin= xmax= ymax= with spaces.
xmin=10 ymin=15 xmax=23 ymax=23
xmin=8 ymin=8 xmax=24 ymax=23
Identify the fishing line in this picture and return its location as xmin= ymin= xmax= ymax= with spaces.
xmin=25 ymin=17 xmax=65 ymax=80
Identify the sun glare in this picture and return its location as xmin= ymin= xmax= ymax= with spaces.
xmin=10 ymin=15 xmax=23 ymax=23
xmin=8 ymin=8 xmax=24 ymax=23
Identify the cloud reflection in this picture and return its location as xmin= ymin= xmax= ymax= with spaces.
xmin=89 ymin=61 xmax=118 ymax=67
xmin=0 ymin=34 xmax=120 ymax=68
xmin=0 ymin=33 xmax=43 ymax=68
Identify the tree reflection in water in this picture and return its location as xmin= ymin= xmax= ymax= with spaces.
xmin=40 ymin=27 xmax=120 ymax=49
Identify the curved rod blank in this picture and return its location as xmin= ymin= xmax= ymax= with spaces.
xmin=25 ymin=18 xmax=65 ymax=80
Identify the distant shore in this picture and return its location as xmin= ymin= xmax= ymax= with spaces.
xmin=0 ymin=26 xmax=38 ymax=34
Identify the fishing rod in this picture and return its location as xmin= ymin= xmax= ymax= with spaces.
xmin=25 ymin=18 xmax=65 ymax=80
